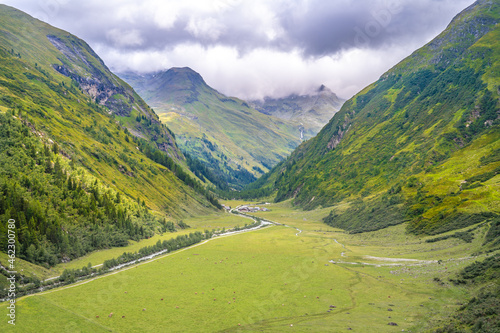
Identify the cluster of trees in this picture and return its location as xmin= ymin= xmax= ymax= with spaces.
xmin=215 ymin=168 xmax=274 ymax=200
xmin=0 ymin=267 xmax=43 ymax=298
xmin=437 ymin=254 xmax=500 ymax=332
xmin=102 ymin=231 xmax=209 ymax=270
xmin=231 ymin=220 xmax=261 ymax=232
xmin=59 ymin=263 xmax=97 ymax=284
xmin=322 ymin=193 xmax=405 ymax=234
xmin=137 ymin=139 xmax=221 ymax=209
xmin=0 ymin=112 xmax=167 ymax=267
xmin=183 ymin=144 xmax=257 ymax=191
xmin=184 ymin=152 xmax=229 ymax=191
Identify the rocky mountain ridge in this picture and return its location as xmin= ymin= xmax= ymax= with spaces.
xmin=250 ymin=85 xmax=345 ymax=140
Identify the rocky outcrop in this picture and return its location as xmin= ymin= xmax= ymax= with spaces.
xmin=48 ymin=35 xmax=182 ymax=158
xmin=49 ymin=35 xmax=132 ymax=116
xmin=327 ymin=112 xmax=354 ymax=150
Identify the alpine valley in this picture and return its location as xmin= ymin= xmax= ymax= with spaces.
xmin=119 ymin=69 xmax=343 ymax=190
xmin=0 ymin=1 xmax=499 ymax=333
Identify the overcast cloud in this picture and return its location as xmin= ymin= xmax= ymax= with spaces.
xmin=0 ymin=0 xmax=475 ymax=99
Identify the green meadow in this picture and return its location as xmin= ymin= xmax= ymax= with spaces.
xmin=50 ymin=212 xmax=252 ymax=275
xmin=3 ymin=200 xmax=492 ymax=332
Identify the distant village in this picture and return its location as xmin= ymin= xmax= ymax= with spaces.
xmin=237 ymin=205 xmax=270 ymax=213
xmin=222 ymin=204 xmax=271 ymax=213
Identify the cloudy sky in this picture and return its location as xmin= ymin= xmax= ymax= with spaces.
xmin=1 ymin=0 xmax=475 ymax=100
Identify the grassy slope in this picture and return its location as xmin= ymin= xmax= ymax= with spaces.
xmin=4 ymin=200 xmax=497 ymax=332
xmin=254 ymin=0 xmax=500 ymax=235
xmin=164 ymin=94 xmax=300 ymax=172
xmin=0 ymin=5 xmax=213 ymax=216
xmin=0 ymin=6 xmax=180 ymax=158
xmin=120 ymin=69 xmax=302 ymax=188
xmin=0 ymin=5 xmax=220 ymax=283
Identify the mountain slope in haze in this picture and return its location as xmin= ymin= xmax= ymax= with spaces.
xmin=120 ymin=68 xmax=303 ymax=190
xmin=250 ymin=85 xmax=345 ymax=140
xmin=0 ymin=5 xmax=218 ymax=269
xmin=253 ymin=0 xmax=500 ymax=237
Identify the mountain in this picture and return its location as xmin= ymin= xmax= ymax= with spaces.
xmin=252 ymin=0 xmax=500 ymax=236
xmin=119 ymin=68 xmax=303 ymax=189
xmin=250 ymin=85 xmax=345 ymax=140
xmin=0 ymin=5 xmax=219 ymax=267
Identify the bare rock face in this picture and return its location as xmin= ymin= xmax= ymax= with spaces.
xmin=49 ymin=35 xmax=132 ymax=116
xmin=327 ymin=111 xmax=354 ymax=150
xmin=47 ymin=35 xmax=181 ymax=157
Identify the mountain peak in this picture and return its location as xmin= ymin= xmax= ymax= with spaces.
xmin=159 ymin=67 xmax=208 ymax=89
xmin=318 ymin=84 xmax=328 ymax=92
xmin=165 ymin=66 xmax=200 ymax=77
xmin=119 ymin=67 xmax=215 ymax=105
xmin=170 ymin=66 xmax=196 ymax=72
xmin=316 ymin=84 xmax=336 ymax=96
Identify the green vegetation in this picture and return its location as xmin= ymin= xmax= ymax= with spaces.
xmin=120 ymin=68 xmax=302 ymax=190
xmin=436 ymin=254 xmax=500 ymax=332
xmin=452 ymin=253 xmax=500 ymax=285
xmin=3 ymin=200 xmax=497 ymax=332
xmin=484 ymin=218 xmax=500 ymax=248
xmin=0 ymin=229 xmax=213 ymax=299
xmin=323 ymin=192 xmax=406 ymax=233
xmin=250 ymin=0 xmax=500 ymax=237
xmin=0 ymin=112 xmax=161 ymax=268
xmin=136 ymin=139 xmax=221 ymax=208
xmin=0 ymin=4 xmax=222 ymax=293
xmin=101 ymin=231 xmax=207 ymax=271
xmin=0 ymin=5 xmax=216 ymax=213
xmin=0 ymin=3 xmax=498 ymax=332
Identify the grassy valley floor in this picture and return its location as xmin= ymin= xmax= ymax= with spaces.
xmin=2 ymin=200 xmax=496 ymax=332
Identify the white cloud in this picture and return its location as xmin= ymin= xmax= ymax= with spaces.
xmin=106 ymin=29 xmax=144 ymax=47
xmin=186 ymin=17 xmax=225 ymax=40
xmin=97 ymin=38 xmax=424 ymax=100
xmin=0 ymin=0 xmax=476 ymax=100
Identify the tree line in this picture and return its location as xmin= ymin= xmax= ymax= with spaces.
xmin=0 ymin=112 xmax=176 ymax=267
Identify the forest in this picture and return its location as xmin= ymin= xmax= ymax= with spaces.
xmin=0 ymin=111 xmax=171 ymax=267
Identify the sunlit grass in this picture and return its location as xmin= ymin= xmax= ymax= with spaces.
xmin=51 ymin=212 xmax=249 ymax=275
xmin=6 ymin=202 xmax=495 ymax=332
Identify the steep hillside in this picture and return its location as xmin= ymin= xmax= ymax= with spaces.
xmin=255 ymin=0 xmax=500 ymax=236
xmin=250 ymin=85 xmax=345 ymax=140
xmin=120 ymin=68 xmax=302 ymax=190
xmin=0 ymin=5 xmax=218 ymax=267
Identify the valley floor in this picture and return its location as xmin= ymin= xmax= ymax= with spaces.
xmin=2 ymin=200 xmax=496 ymax=332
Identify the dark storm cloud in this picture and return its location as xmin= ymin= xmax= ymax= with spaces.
xmin=2 ymin=0 xmax=474 ymax=55
xmin=275 ymin=0 xmax=476 ymax=56
xmin=0 ymin=0 xmax=476 ymax=99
